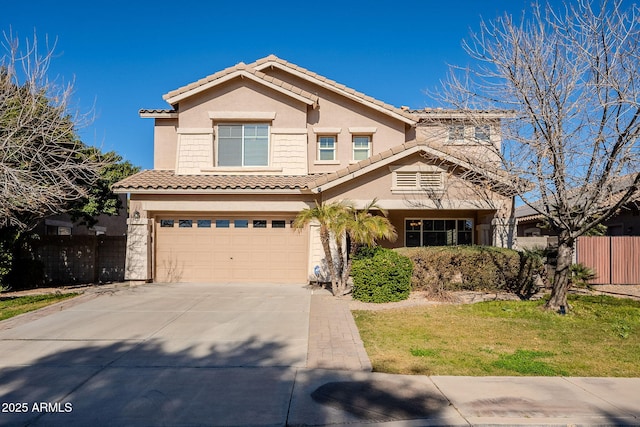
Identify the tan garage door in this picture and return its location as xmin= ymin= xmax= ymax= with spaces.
xmin=154 ymin=215 xmax=308 ymax=283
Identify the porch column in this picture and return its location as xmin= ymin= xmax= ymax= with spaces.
xmin=476 ymin=224 xmax=491 ymax=246
xmin=491 ymin=217 xmax=516 ymax=249
xmin=125 ymin=218 xmax=153 ymax=282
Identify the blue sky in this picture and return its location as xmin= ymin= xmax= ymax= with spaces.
xmin=3 ymin=0 xmax=552 ymax=170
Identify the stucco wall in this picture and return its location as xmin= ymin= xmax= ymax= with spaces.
xmin=321 ymin=153 xmax=510 ymax=211
xmin=154 ymin=119 xmax=178 ymax=170
xmin=260 ymin=68 xmax=411 ymax=173
xmin=178 ymin=80 xmax=308 ymax=129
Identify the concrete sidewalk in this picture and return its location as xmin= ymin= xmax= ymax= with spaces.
xmin=0 ymin=283 xmax=638 ymax=426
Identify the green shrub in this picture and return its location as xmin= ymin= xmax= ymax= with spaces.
xmin=398 ymin=246 xmax=544 ymax=298
xmin=351 ymin=247 xmax=413 ymax=303
xmin=6 ymin=258 xmax=45 ymax=290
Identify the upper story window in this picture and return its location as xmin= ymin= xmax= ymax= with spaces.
xmin=318 ymin=135 xmax=336 ymax=161
xmin=352 ymin=135 xmax=371 ymax=161
xmin=217 ymin=124 xmax=269 ymax=167
xmin=475 ymin=125 xmax=490 ymax=142
xmin=448 ymin=125 xmax=465 ymax=142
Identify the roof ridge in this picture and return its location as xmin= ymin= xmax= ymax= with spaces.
xmin=250 ymin=56 xmax=417 ymax=122
xmin=163 ymin=56 xmax=319 ymax=105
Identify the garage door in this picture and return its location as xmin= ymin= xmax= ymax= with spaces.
xmin=154 ymin=215 xmax=308 ymax=283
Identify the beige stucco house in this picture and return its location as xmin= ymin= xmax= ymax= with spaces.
xmin=113 ymin=55 xmax=516 ymax=284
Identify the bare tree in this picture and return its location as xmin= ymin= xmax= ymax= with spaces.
xmin=0 ymin=30 xmax=102 ymax=231
xmin=438 ymin=0 xmax=640 ymax=312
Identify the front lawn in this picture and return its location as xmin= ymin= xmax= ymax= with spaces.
xmin=353 ymin=295 xmax=640 ymax=376
xmin=0 ymin=293 xmax=78 ymax=321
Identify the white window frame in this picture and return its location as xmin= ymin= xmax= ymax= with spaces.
xmin=405 ymin=218 xmax=474 ymax=247
xmin=474 ymin=125 xmax=491 ymax=142
xmin=352 ymin=135 xmax=371 ymax=161
xmin=448 ymin=124 xmax=465 ymax=142
xmin=216 ymin=123 xmax=270 ymax=167
xmin=317 ymin=135 xmax=337 ymax=161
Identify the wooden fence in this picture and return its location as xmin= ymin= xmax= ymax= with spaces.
xmin=576 ymin=236 xmax=640 ymax=285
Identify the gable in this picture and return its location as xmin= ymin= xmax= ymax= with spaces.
xmin=176 ymin=78 xmax=309 ymax=129
xmin=251 ymin=56 xmax=416 ymax=125
xmin=163 ymin=55 xmax=416 ymax=127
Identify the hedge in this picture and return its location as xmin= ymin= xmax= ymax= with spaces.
xmin=397 ymin=245 xmax=545 ymax=299
xmin=351 ymin=247 xmax=413 ymax=303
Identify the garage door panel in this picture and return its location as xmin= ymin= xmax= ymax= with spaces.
xmin=155 ymin=215 xmax=308 ymax=283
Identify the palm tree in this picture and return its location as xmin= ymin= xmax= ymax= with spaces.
xmin=293 ymin=200 xmax=351 ymax=295
xmin=294 ymin=199 xmax=397 ymax=296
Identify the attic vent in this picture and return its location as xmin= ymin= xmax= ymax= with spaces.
xmin=419 ymin=172 xmax=443 ymax=189
xmin=396 ymin=171 xmax=418 ymax=187
xmin=395 ymin=171 xmax=443 ymax=189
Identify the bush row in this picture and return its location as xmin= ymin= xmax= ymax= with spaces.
xmin=350 ymin=245 xmax=545 ymax=303
xmin=398 ymin=246 xmax=544 ymax=298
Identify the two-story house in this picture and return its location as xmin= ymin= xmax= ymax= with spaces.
xmin=113 ymin=55 xmax=516 ymax=284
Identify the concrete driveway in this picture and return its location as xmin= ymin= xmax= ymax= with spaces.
xmin=2 ymin=283 xmax=640 ymax=426
xmin=0 ymin=283 xmax=311 ymax=426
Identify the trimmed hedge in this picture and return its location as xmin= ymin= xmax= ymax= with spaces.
xmin=398 ymin=246 xmax=545 ymax=298
xmin=351 ymin=247 xmax=413 ymax=303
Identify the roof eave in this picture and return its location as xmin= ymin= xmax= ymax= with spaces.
xmin=162 ymin=69 xmax=318 ymax=107
xmin=112 ymin=187 xmax=306 ymax=195
xmin=139 ymin=110 xmax=178 ymax=119
xmin=254 ymin=60 xmax=417 ymax=126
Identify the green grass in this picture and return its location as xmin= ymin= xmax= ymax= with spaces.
xmin=353 ymin=294 xmax=640 ymax=376
xmin=0 ymin=293 xmax=78 ymax=321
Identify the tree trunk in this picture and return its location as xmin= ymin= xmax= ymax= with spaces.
xmin=340 ymin=239 xmax=359 ymax=294
xmin=319 ymin=228 xmax=339 ymax=295
xmin=334 ymin=237 xmax=346 ymax=295
xmin=545 ymin=237 xmax=574 ymax=313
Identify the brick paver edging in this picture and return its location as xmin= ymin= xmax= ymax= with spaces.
xmin=307 ymin=293 xmax=372 ymax=371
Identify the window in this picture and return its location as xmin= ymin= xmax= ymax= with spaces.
xmin=253 ymin=220 xmax=267 ymax=228
xmin=234 ymin=219 xmax=249 ymax=228
xmin=394 ymin=171 xmax=443 ymax=190
xmin=179 ymin=220 xmax=193 ymax=228
xmin=318 ymin=135 xmax=336 ymax=161
xmin=218 ymin=124 xmax=269 ymax=166
xmin=215 ymin=219 xmax=230 ymax=228
xmin=58 ymin=226 xmax=72 ymax=236
xmin=160 ymin=220 xmax=174 ymax=228
xmin=352 ymin=135 xmax=371 ymax=161
xmin=272 ymin=220 xmax=286 ymax=228
xmin=197 ymin=220 xmax=212 ymax=228
xmin=448 ymin=125 xmax=465 ymax=141
xmin=405 ymin=219 xmax=473 ymax=247
xmin=475 ymin=125 xmax=490 ymax=142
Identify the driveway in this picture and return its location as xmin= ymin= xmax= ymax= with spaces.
xmin=0 ymin=283 xmax=311 ymax=426
xmin=2 ymin=283 xmax=640 ymax=426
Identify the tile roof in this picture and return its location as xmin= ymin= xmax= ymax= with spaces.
xmin=158 ymin=55 xmax=415 ymax=124
xmin=139 ymin=109 xmax=177 ymax=114
xmin=162 ymin=60 xmax=319 ymax=106
xmin=515 ymin=172 xmax=640 ymax=223
xmin=112 ymin=170 xmax=320 ymax=193
xmin=250 ymin=55 xmax=417 ymax=123
xmin=307 ymin=140 xmax=518 ymax=196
